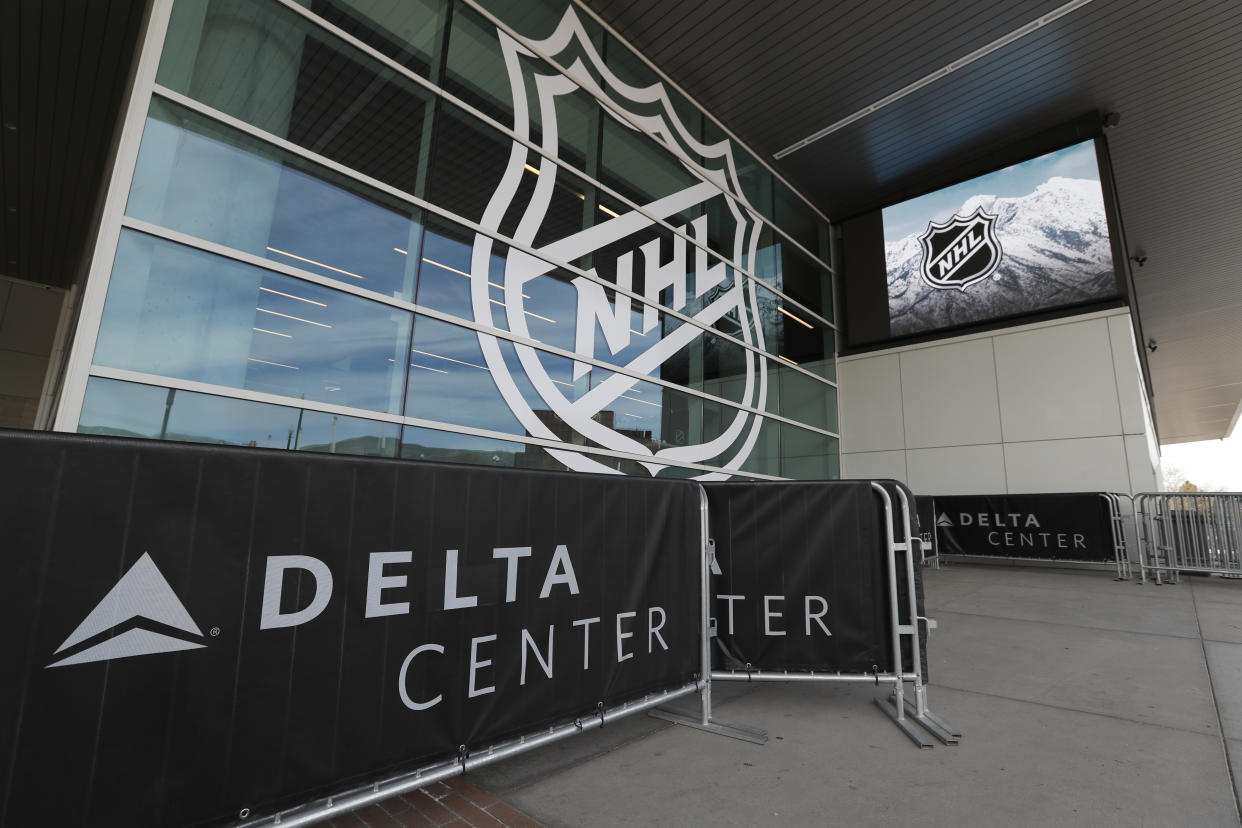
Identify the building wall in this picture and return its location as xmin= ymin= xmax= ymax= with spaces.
xmin=0 ymin=278 xmax=66 ymax=430
xmin=52 ymin=0 xmax=839 ymax=481
xmin=839 ymin=308 xmax=1160 ymax=495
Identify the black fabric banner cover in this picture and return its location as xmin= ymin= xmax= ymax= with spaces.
xmin=933 ymin=493 xmax=1115 ymax=562
xmin=0 ymin=432 xmax=700 ymax=827
xmin=704 ymin=481 xmax=894 ymax=674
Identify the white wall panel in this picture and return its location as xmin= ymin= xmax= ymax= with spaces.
xmin=994 ymin=318 xmax=1122 ymax=442
xmin=839 ymin=353 xmax=904 ymax=453
xmin=838 ymin=311 xmax=1156 ymax=494
xmin=1108 ymin=314 xmax=1148 ymax=436
xmin=899 ymin=338 xmax=1001 ymax=448
xmin=906 ymin=444 xmax=1007 ymax=495
xmin=840 ymin=449 xmax=907 ymax=483
xmin=1124 ymin=434 xmax=1159 ymax=493
xmin=1004 ymin=436 xmax=1130 ymax=493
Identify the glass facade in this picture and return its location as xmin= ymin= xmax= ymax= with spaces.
xmin=73 ymin=0 xmax=839 ymax=480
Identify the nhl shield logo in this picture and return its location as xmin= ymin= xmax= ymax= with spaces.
xmin=917 ymin=206 xmax=1002 ymax=291
xmin=469 ymin=8 xmax=769 ymax=479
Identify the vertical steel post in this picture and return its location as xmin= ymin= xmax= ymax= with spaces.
xmin=893 ymin=486 xmax=927 ymax=717
xmin=699 ymin=484 xmax=712 ymax=727
xmin=870 ymin=483 xmax=905 ymax=721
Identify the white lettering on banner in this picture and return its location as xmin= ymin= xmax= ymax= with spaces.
xmin=648 ymin=606 xmax=668 ymax=652
xmin=986 ymin=531 xmax=1088 ymax=550
xmin=960 ymin=512 xmax=1042 ymax=529
xmin=715 ymin=594 xmax=833 ymax=638
xmin=443 ymin=549 xmax=480 ymax=610
xmin=718 ymin=594 xmax=744 ymax=635
xmin=520 ymin=626 xmax=554 ymax=685
xmin=616 ymin=611 xmax=636 ymax=662
xmin=366 ymin=551 xmax=412 ymax=618
xmin=539 ymin=545 xmax=580 ymax=598
xmin=493 ymin=546 xmax=532 ymax=602
xmin=396 ymin=609 xmax=673 ymax=706
xmin=468 ymin=634 xmax=497 ymax=698
xmin=763 ymin=595 xmax=786 ymax=636
xmin=805 ymin=596 xmax=831 ymax=637
xmin=260 ymin=555 xmax=333 ymax=630
xmin=573 ymin=616 xmax=600 ymax=669
xmin=263 ymin=545 xmax=582 ymax=627
xmin=398 ymin=644 xmax=444 ymax=710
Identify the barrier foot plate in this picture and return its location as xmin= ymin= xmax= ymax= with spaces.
xmin=873 ymin=697 xmax=933 ymax=749
xmin=648 ymin=709 xmax=768 ymax=744
xmin=901 ymin=698 xmax=961 ymax=744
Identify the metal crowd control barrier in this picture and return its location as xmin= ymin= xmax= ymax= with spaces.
xmin=1101 ymin=492 xmax=1137 ymax=579
xmin=700 ymin=482 xmax=960 ymax=749
xmin=931 ymin=491 xmax=1130 ymax=572
xmin=1136 ymin=492 xmax=1242 ymax=584
xmin=243 ymin=482 xmax=758 ymax=828
xmin=4 ymin=430 xmax=957 ymax=826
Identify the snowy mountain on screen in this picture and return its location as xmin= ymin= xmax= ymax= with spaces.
xmin=886 ymin=176 xmax=1115 ymax=336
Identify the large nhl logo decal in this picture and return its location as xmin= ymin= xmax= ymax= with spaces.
xmin=470 ymin=8 xmax=768 ymax=479
xmin=917 ymin=206 xmax=1002 ymax=291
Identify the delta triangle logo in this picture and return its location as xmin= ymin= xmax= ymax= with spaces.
xmin=47 ymin=552 xmax=205 ymax=668
xmin=936 ymin=512 xmax=955 ymax=527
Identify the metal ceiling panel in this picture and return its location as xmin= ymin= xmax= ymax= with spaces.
xmin=0 ymin=0 xmax=147 ymax=290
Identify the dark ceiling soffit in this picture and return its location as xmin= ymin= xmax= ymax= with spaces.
xmin=830 ymin=109 xmax=1104 ymax=224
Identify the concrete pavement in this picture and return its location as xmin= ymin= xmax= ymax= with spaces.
xmin=465 ymin=564 xmax=1242 ymax=827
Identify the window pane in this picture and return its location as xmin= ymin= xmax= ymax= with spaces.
xmin=444 ymin=0 xmax=603 ymax=144
xmin=738 ymin=413 xmax=780 ymax=477
xmin=777 ymin=364 xmax=837 ymax=434
xmin=773 ymin=180 xmax=822 ymax=254
xmin=159 ymin=0 xmax=433 ymax=197
xmin=780 ymin=423 xmax=836 ymax=480
xmin=311 ymin=0 xmax=447 ymax=78
xmin=95 ymin=230 xmax=411 ymax=414
xmin=777 ymin=242 xmax=832 ymax=322
xmin=424 ymin=102 xmax=597 ymax=244
xmin=749 ymin=227 xmax=832 ymax=323
xmin=404 ymin=315 xmax=525 ymax=434
xmin=400 ymin=425 xmax=524 ymax=466
xmin=79 ymin=377 xmax=398 ymax=456
xmin=748 ymin=283 xmax=835 ymax=378
xmin=128 ymin=98 xmax=423 ymax=300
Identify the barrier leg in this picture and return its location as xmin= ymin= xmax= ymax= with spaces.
xmin=870 ymin=484 xmax=933 ymax=748
xmin=873 ymin=484 xmax=961 ymax=746
xmin=650 ymin=490 xmax=766 ymax=744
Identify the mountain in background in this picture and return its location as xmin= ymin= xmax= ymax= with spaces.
xmin=886 ymin=176 xmax=1116 ymax=336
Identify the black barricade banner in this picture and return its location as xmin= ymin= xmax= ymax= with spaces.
xmin=933 ymin=493 xmax=1114 ymax=562
xmin=703 ymin=481 xmax=893 ymax=674
xmin=0 ymin=432 xmax=699 ymax=827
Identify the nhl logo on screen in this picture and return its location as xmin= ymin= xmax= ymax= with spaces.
xmin=470 ymin=8 xmax=769 ymax=479
xmin=917 ymin=206 xmax=1002 ymax=291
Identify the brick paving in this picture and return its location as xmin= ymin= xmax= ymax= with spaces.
xmin=324 ymin=777 xmax=543 ymax=828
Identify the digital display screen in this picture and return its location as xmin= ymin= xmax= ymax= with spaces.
xmin=882 ymin=140 xmax=1118 ymax=338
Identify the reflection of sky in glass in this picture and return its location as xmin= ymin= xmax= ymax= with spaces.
xmin=95 ymin=231 xmax=410 ymax=414
xmin=78 ymin=377 xmax=397 ymax=455
xmin=404 ymin=315 xmax=525 ymax=434
xmin=128 ymin=100 xmax=422 ymax=300
xmin=883 ymin=140 xmax=1100 ymax=241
